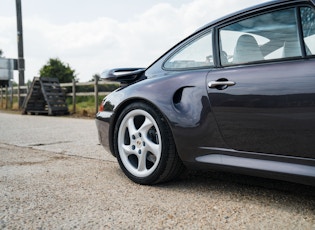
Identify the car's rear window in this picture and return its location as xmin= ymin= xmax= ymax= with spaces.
xmin=164 ymin=31 xmax=214 ymax=70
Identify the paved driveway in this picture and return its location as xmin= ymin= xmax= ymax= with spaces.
xmin=0 ymin=111 xmax=115 ymax=162
xmin=0 ymin=111 xmax=315 ymax=229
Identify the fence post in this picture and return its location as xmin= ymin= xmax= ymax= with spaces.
xmin=72 ymin=79 xmax=76 ymax=114
xmin=5 ymin=85 xmax=8 ymax=109
xmin=0 ymin=86 xmax=3 ymax=108
xmin=10 ymin=82 xmax=13 ymax=109
xmin=18 ymin=85 xmax=21 ymax=109
xmin=94 ymin=75 xmax=99 ymax=115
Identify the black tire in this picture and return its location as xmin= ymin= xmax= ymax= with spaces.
xmin=113 ymin=102 xmax=184 ymax=185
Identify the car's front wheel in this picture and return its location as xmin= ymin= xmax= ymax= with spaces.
xmin=114 ymin=102 xmax=184 ymax=184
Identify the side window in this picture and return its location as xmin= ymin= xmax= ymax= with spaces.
xmin=301 ymin=6 xmax=315 ymax=55
xmin=219 ymin=8 xmax=301 ymax=66
xmin=164 ymin=31 xmax=213 ymax=70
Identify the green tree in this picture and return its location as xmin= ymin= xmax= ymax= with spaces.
xmin=39 ymin=58 xmax=76 ymax=83
xmin=89 ymin=73 xmax=100 ymax=82
xmin=0 ymin=49 xmax=3 ymax=57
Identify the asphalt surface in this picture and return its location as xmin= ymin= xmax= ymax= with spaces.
xmin=0 ymin=111 xmax=315 ymax=229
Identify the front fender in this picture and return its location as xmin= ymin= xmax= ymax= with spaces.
xmin=98 ymin=71 xmax=226 ymax=162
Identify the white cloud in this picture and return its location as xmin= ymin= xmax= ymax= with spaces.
xmin=0 ymin=0 xmax=268 ymax=82
xmin=0 ymin=17 xmax=16 ymax=55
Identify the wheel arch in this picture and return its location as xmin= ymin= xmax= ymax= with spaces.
xmin=109 ymin=97 xmax=178 ymax=158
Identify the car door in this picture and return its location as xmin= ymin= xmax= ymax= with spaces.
xmin=207 ymin=5 xmax=315 ymax=159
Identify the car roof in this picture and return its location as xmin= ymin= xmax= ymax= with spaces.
xmin=195 ymin=0 xmax=314 ymax=33
xmin=145 ymin=0 xmax=315 ymax=72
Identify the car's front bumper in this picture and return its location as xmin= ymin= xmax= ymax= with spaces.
xmin=95 ymin=113 xmax=113 ymax=155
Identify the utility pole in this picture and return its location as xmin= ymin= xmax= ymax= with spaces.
xmin=16 ymin=0 xmax=25 ymax=108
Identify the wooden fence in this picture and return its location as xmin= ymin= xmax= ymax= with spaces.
xmin=0 ymin=78 xmax=117 ymax=115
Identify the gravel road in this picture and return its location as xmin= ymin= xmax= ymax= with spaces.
xmin=0 ymin=111 xmax=315 ymax=229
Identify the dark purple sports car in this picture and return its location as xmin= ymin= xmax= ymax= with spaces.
xmin=96 ymin=0 xmax=315 ymax=185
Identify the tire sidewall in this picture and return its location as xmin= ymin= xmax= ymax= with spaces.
xmin=114 ymin=102 xmax=173 ymax=184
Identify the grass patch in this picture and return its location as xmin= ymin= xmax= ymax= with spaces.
xmin=66 ymin=95 xmax=106 ymax=117
xmin=1 ymin=95 xmax=106 ymax=118
xmin=0 ymin=97 xmax=19 ymax=111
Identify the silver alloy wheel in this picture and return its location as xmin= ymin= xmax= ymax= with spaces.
xmin=117 ymin=109 xmax=162 ymax=178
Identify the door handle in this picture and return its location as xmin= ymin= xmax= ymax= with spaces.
xmin=208 ymin=80 xmax=236 ymax=89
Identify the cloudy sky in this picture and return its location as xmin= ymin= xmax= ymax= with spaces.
xmin=1 ymin=0 xmax=268 ymax=83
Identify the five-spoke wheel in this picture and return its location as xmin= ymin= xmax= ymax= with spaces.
xmin=114 ymin=102 xmax=184 ymax=184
